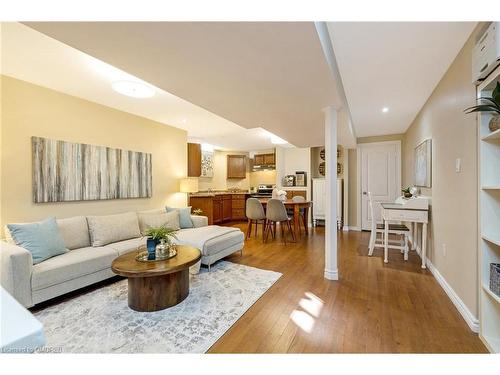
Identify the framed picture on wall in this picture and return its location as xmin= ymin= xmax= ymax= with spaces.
xmin=414 ymin=138 xmax=432 ymax=188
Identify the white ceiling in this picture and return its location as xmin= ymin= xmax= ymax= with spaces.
xmin=0 ymin=22 xmax=291 ymax=151
xmin=24 ymin=22 xmax=343 ymax=148
xmin=327 ymin=22 xmax=476 ymax=137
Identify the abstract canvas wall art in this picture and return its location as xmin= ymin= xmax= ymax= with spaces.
xmin=32 ymin=137 xmax=152 ymax=203
xmin=414 ymin=138 xmax=432 ymax=188
xmin=201 ymin=151 xmax=214 ymax=178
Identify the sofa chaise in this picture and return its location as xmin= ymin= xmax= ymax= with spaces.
xmin=1 ymin=209 xmax=244 ymax=308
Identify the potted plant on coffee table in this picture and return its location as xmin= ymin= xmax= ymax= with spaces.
xmin=464 ymin=81 xmax=500 ymax=133
xmin=143 ymin=226 xmax=178 ymax=260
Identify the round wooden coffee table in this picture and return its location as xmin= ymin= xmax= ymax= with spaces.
xmin=111 ymin=245 xmax=201 ymax=312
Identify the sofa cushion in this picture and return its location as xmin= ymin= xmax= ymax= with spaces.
xmin=86 ymin=212 xmax=141 ymax=247
xmin=32 ymin=246 xmax=117 ymax=290
xmin=106 ymin=237 xmax=146 ymax=256
xmin=174 ymin=226 xmax=244 ymax=256
xmin=7 ymin=218 xmax=68 ymax=265
xmin=57 ymin=216 xmax=91 ymax=250
xmin=138 ymin=208 xmax=165 ymax=215
xmin=166 ymin=206 xmax=193 ymax=228
xmin=137 ymin=211 xmax=180 ymax=234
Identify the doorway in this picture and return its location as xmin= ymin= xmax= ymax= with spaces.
xmin=358 ymin=141 xmax=401 ymax=230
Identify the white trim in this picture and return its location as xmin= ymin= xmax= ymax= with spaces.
xmin=356 ymin=146 xmax=361 ymax=231
xmin=324 ymin=268 xmax=339 ymax=280
xmin=415 ymin=248 xmax=480 ymax=333
xmin=358 ymin=141 xmax=401 ymax=231
xmin=342 ymin=226 xmax=349 ymax=231
xmin=348 ymin=226 xmax=361 ymax=231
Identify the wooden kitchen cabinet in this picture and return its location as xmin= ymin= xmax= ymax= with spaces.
xmin=222 ymin=195 xmax=232 ymax=221
xmin=254 ymin=154 xmax=265 ymax=165
xmin=187 ymin=143 xmax=201 ymax=177
xmin=253 ymin=153 xmax=275 ymax=166
xmin=263 ymin=153 xmax=275 ymax=165
xmin=227 ymin=155 xmax=247 ymax=179
xmin=189 ymin=193 xmax=248 ymax=224
xmin=231 ymin=194 xmax=246 ymax=220
xmin=212 ymin=196 xmax=222 ymax=224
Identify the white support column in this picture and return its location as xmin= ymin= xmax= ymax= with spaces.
xmin=324 ymin=106 xmax=339 ymax=280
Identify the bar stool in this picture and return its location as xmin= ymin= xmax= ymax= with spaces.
xmin=245 ymin=198 xmax=266 ymax=239
xmin=264 ymin=199 xmax=296 ymax=244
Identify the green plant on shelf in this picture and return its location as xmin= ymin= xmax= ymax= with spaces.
xmin=464 ymin=81 xmax=500 ymax=132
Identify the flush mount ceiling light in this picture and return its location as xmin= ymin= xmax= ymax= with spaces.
xmin=382 ymin=107 xmax=389 ymax=113
xmin=112 ymin=81 xmax=155 ymax=98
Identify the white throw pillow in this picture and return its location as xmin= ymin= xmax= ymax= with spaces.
xmin=138 ymin=211 xmax=180 ymax=234
xmin=86 ymin=212 xmax=141 ymax=247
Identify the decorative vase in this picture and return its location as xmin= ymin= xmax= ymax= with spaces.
xmin=146 ymin=237 xmax=157 ymax=260
xmin=156 ymin=239 xmax=167 ymax=257
xmin=489 ymin=115 xmax=500 ymax=132
xmin=404 ymin=192 xmax=412 ymax=198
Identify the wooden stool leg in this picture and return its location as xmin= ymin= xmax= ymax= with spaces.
xmin=255 ymin=219 xmax=258 ymax=237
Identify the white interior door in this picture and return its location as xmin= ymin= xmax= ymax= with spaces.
xmin=360 ymin=141 xmax=401 ymax=230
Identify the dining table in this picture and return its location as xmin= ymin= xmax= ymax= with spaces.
xmin=257 ymin=198 xmax=312 ymax=238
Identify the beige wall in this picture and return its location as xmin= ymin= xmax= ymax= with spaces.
xmin=1 ymin=76 xmax=188 ymax=231
xmin=197 ymin=150 xmax=250 ymax=191
xmin=249 ymin=170 xmax=276 ymax=187
xmin=403 ymin=33 xmax=478 ymax=316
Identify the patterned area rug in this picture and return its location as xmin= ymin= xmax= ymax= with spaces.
xmin=34 ymin=261 xmax=281 ymax=353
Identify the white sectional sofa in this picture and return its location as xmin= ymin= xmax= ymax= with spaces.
xmin=1 ymin=210 xmax=244 ymax=308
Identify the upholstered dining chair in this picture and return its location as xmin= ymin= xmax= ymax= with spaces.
xmin=245 ymin=198 xmax=266 ymax=239
xmin=264 ymin=199 xmax=296 ymax=244
xmin=367 ymin=192 xmax=409 ymax=261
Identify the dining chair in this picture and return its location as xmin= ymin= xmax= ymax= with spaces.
xmin=245 ymin=198 xmax=266 ymax=239
xmin=264 ymin=199 xmax=296 ymax=244
xmin=291 ymin=195 xmax=308 ymax=234
xmin=367 ymin=192 xmax=409 ymax=261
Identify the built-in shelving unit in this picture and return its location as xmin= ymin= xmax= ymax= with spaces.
xmin=477 ymin=64 xmax=500 ymax=353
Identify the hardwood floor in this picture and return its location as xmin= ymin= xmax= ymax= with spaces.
xmin=209 ymin=223 xmax=488 ymax=353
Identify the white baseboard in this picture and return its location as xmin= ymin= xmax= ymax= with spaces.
xmin=342 ymin=226 xmax=349 ymax=231
xmin=324 ymin=268 xmax=339 ymax=280
xmin=348 ymin=226 xmax=361 ymax=231
xmin=415 ymin=248 xmax=479 ymax=333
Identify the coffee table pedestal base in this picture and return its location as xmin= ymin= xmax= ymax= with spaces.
xmin=127 ymin=269 xmax=189 ymax=312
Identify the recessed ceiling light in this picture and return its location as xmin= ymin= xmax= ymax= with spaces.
xmin=112 ymin=81 xmax=155 ymax=98
xmin=382 ymin=107 xmax=389 ymax=113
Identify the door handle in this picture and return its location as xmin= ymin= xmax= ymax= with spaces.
xmin=363 ymin=191 xmax=367 ymax=195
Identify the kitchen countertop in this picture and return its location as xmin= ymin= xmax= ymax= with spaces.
xmin=189 ymin=191 xmax=251 ymax=197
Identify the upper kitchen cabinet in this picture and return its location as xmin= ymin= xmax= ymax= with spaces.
xmin=187 ymin=143 xmax=201 ymax=177
xmin=264 ymin=153 xmax=275 ymax=165
xmin=252 ymin=151 xmax=276 ymax=171
xmin=227 ymin=155 xmax=247 ymax=179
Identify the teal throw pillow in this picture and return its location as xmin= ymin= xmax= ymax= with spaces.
xmin=165 ymin=206 xmax=193 ymax=228
xmin=7 ymin=217 xmax=68 ymax=264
